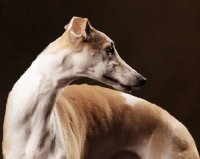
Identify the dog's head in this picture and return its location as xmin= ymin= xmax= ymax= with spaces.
xmin=42 ymin=17 xmax=146 ymax=93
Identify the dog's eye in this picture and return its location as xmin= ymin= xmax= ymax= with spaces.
xmin=106 ymin=46 xmax=114 ymax=56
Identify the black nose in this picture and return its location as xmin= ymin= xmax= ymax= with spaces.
xmin=137 ymin=75 xmax=146 ymax=86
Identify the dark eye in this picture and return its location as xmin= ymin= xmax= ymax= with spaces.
xmin=106 ymin=46 xmax=114 ymax=55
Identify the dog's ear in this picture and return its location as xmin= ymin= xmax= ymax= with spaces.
xmin=65 ymin=17 xmax=92 ymax=43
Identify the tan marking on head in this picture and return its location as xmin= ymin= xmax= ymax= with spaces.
xmin=42 ymin=17 xmax=110 ymax=54
xmin=40 ymin=17 xmax=144 ymax=92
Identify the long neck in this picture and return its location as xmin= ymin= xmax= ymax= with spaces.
xmin=4 ymin=51 xmax=76 ymax=157
xmin=9 ymin=48 xmax=79 ymax=124
xmin=10 ymin=60 xmax=61 ymax=124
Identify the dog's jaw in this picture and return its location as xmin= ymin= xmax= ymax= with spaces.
xmin=102 ymin=75 xmax=135 ymax=93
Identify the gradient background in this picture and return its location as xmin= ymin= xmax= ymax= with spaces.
xmin=0 ymin=0 xmax=200 ymax=158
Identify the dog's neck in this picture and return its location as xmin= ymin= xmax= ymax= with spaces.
xmin=12 ymin=48 xmax=77 ymax=118
xmin=7 ymin=49 xmax=80 ymax=158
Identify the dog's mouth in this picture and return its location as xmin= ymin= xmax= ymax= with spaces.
xmin=102 ymin=75 xmax=138 ymax=93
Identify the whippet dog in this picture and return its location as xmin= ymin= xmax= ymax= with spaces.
xmin=2 ymin=17 xmax=199 ymax=159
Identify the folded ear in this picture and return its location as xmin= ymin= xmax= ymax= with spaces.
xmin=65 ymin=17 xmax=92 ymax=43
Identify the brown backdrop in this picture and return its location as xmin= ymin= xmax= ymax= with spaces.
xmin=0 ymin=0 xmax=200 ymax=158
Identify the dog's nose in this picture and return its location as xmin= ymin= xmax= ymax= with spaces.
xmin=136 ymin=75 xmax=146 ymax=87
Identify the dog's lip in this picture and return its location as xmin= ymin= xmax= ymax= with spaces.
xmin=102 ymin=75 xmax=138 ymax=92
xmin=103 ymin=75 xmax=118 ymax=84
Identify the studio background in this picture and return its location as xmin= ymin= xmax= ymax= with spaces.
xmin=0 ymin=0 xmax=200 ymax=158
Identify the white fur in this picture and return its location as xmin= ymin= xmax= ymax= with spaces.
xmin=121 ymin=92 xmax=140 ymax=106
xmin=6 ymin=59 xmax=66 ymax=159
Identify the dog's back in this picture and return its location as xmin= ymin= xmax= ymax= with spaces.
xmin=56 ymin=84 xmax=199 ymax=159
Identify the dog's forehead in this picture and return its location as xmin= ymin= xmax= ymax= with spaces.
xmin=98 ymin=30 xmax=113 ymax=43
xmin=88 ymin=29 xmax=113 ymax=49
